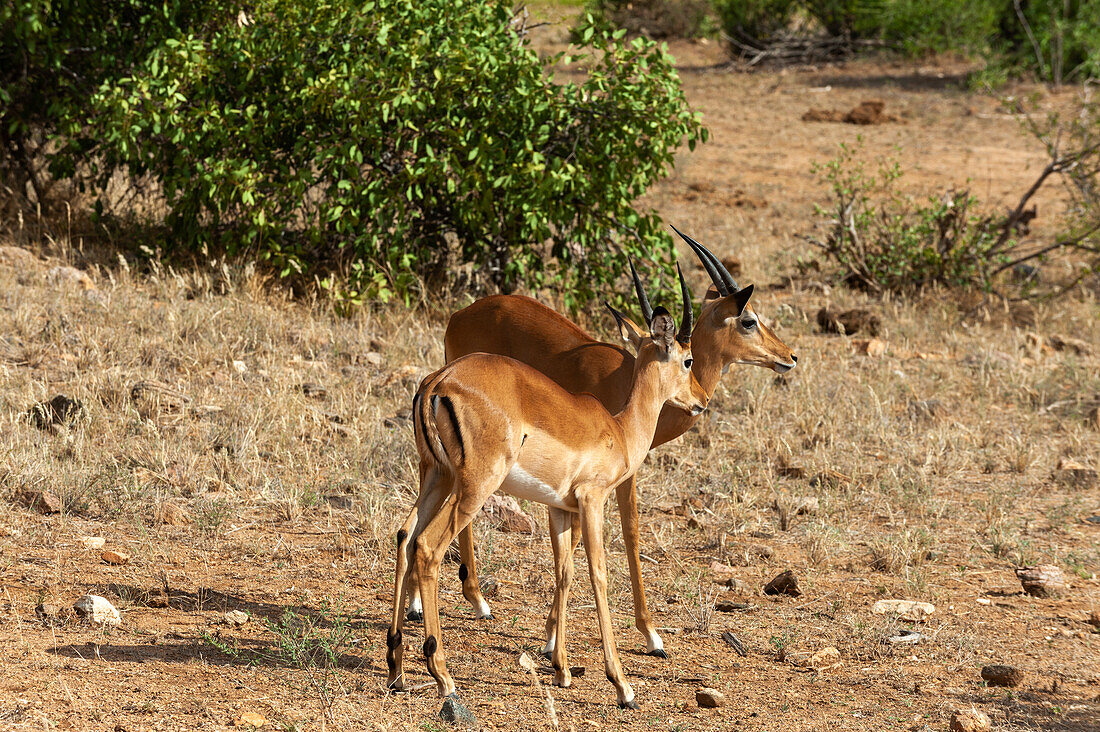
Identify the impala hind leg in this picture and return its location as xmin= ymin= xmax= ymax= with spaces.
xmin=415 ymin=478 xmax=503 ymax=702
xmin=458 ymin=524 xmax=493 ymax=619
xmin=545 ymin=508 xmax=576 ymax=687
xmin=543 ymin=511 xmax=581 ymax=657
xmin=579 ymin=494 xmax=637 ymax=709
xmin=387 ymin=466 xmax=448 ymax=690
xmin=616 ymin=476 xmax=665 ymax=658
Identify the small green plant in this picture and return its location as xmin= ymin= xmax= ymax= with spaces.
xmin=808 ymin=139 xmax=1009 ymax=294
xmin=195 ymin=497 xmax=234 ymax=536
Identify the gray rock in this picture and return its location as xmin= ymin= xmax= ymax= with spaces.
xmin=696 ymin=687 xmax=725 ymax=708
xmin=73 ymin=595 xmax=120 ymax=627
xmin=439 ymin=694 xmax=474 ymax=723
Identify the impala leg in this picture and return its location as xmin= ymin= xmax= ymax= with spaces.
xmin=415 ymin=479 xmax=499 ymax=700
xmin=579 ymin=495 xmax=637 ymax=710
xmin=388 ymin=465 xmax=448 ymax=690
xmin=458 ymin=523 xmax=492 ymax=619
xmin=546 ymin=508 xmax=576 ymax=688
xmin=543 ymin=511 xmax=581 ymax=657
xmin=407 ymin=460 xmax=451 ymax=623
xmin=616 ymin=476 xmax=665 ymax=658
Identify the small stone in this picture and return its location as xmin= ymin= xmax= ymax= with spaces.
xmin=233 ymin=711 xmax=267 ymax=728
xmin=101 ymin=549 xmax=131 ymax=565
xmin=696 ymin=688 xmax=725 ymax=708
xmin=518 ymin=651 xmax=537 ymax=672
xmin=323 ymin=494 xmax=356 ymax=511
xmin=816 ymin=307 xmax=881 ymax=336
xmin=1015 ymin=565 xmax=1067 ymax=598
xmin=21 ymin=490 xmax=62 ymax=514
xmin=27 ymin=394 xmax=85 ymax=429
xmin=747 ymin=543 xmax=774 ymax=560
xmin=47 ymin=265 xmax=95 ymax=290
xmin=1088 ymin=610 xmax=1100 ymax=628
xmin=908 ymin=399 xmax=948 ymax=421
xmin=0 ymin=246 xmax=38 ymax=267
xmin=380 ymin=364 xmax=430 ymax=387
xmin=231 ymin=360 xmax=247 ymax=374
xmin=225 ymin=610 xmax=249 ymax=626
xmin=721 ymin=631 xmax=746 ymax=656
xmin=80 ymin=536 xmax=106 ymax=550
xmin=481 ymin=493 xmax=536 ymax=534
xmin=980 ymin=664 xmax=1023 ymax=687
xmin=364 ymin=351 xmax=383 ymax=366
xmin=154 ymin=502 xmax=192 ymax=526
xmin=439 ymin=695 xmax=475 ymax=723
xmin=807 ymin=646 xmax=841 ymax=670
xmin=35 ymin=603 xmax=65 ymax=624
xmin=73 ymin=595 xmax=121 ymax=627
xmin=1048 ymin=334 xmax=1091 ymax=356
xmin=852 ymin=338 xmax=887 ymax=357
xmin=886 ymin=629 xmax=922 ymax=645
xmin=715 ymin=600 xmax=751 ymax=612
xmin=872 ymin=599 xmax=935 ymax=621
xmin=763 ymin=570 xmax=801 ymax=597
xmin=950 ymin=709 xmax=991 ymax=732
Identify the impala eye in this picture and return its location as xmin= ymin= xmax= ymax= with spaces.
xmin=684 ymin=358 xmax=693 ymax=370
xmin=742 ymin=318 xmax=757 ymax=329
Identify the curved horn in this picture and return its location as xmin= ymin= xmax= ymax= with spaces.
xmin=628 ymin=257 xmax=654 ymax=325
xmin=670 ymin=225 xmax=740 ymax=295
xmin=676 ymin=263 xmax=693 ymax=342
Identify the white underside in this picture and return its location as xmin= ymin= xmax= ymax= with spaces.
xmin=500 ymin=465 xmax=573 ymax=511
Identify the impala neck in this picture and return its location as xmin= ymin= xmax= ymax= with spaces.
xmin=614 ymin=357 xmax=670 ymax=472
xmin=689 ymin=331 xmax=726 ymax=399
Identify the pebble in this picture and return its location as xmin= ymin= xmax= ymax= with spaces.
xmin=101 ymin=549 xmax=131 ymax=565
xmin=872 ymin=599 xmax=935 ymax=621
xmin=80 ymin=536 xmax=106 ymax=550
xmin=886 ymin=630 xmax=922 ymax=645
xmin=225 ymin=610 xmax=249 ymax=626
xmin=696 ymin=688 xmax=725 ymax=708
xmin=439 ymin=695 xmax=475 ymax=723
xmin=950 ymin=709 xmax=991 ymax=732
xmin=233 ymin=711 xmax=267 ymax=728
xmin=73 ymin=595 xmax=121 ymax=627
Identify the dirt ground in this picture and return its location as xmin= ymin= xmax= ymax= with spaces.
xmin=1 ymin=8 xmax=1098 ymax=732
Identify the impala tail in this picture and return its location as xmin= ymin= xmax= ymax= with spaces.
xmin=413 ymin=379 xmax=466 ymax=474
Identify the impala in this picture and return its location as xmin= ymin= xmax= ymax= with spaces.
xmin=406 ymin=228 xmax=798 ymax=659
xmin=387 ymin=267 xmax=706 ymax=711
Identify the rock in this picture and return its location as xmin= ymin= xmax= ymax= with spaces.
xmin=773 ymin=496 xmax=818 ymax=516
xmin=35 ymin=602 xmax=65 ymax=624
xmin=27 ymin=394 xmax=85 ymax=429
xmin=364 ymin=351 xmax=383 ymax=366
xmin=299 ymin=382 xmax=327 ymax=399
xmin=154 ymin=502 xmax=192 ymax=526
xmin=481 ymin=493 xmax=536 ymax=534
xmin=79 ymin=536 xmax=105 ymax=550
xmin=844 ymin=100 xmax=900 ymax=125
xmin=809 ymin=470 xmax=851 ymax=488
xmin=21 ymin=490 xmax=61 ymax=514
xmin=101 ymin=549 xmax=131 ymax=565
xmin=369 ymin=338 xmax=388 ymax=351
xmin=439 ymin=695 xmax=475 ymax=723
xmin=696 ymin=688 xmax=725 ymax=708
xmin=46 ymin=265 xmax=95 ymax=290
xmin=130 ymin=380 xmax=191 ymax=414
xmin=807 ymin=646 xmax=842 ymax=670
xmin=1053 ymin=459 xmax=1098 ymax=490
xmin=1048 ymin=334 xmax=1091 ymax=356
xmin=73 ymin=595 xmax=121 ymax=627
xmin=0 ymin=246 xmax=38 ymax=267
xmin=709 ymin=560 xmax=735 ymax=579
xmin=1087 ymin=610 xmax=1100 ymax=628
xmin=950 ymin=709 xmax=991 ymax=732
xmin=872 ymin=599 xmax=935 ymax=621
xmin=816 ymin=307 xmax=881 ymax=337
xmin=720 ymin=577 xmax=750 ymax=596
xmin=1015 ymin=565 xmax=1067 ymax=598
xmin=776 ymin=465 xmax=806 ymax=479
xmin=323 ymin=494 xmax=356 ymax=511
xmin=233 ymin=711 xmax=267 ymax=728
xmin=747 ymin=543 xmax=774 ymax=560
xmin=715 ymin=600 xmax=752 ymax=612
xmin=763 ymin=570 xmax=801 ymax=597
xmin=721 ymin=631 xmax=746 ymax=656
xmin=852 ymin=338 xmax=887 ymax=357
xmin=981 ymin=664 xmax=1023 ymax=687
xmin=225 ymin=610 xmax=249 ymax=626
xmin=381 ymin=364 xmax=430 ymax=387
xmin=231 ymin=360 xmax=247 ymax=374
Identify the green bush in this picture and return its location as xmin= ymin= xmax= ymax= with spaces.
xmin=809 ymin=141 xmax=1008 ymax=293
xmin=713 ymin=0 xmax=799 ymax=44
xmin=996 ymin=0 xmax=1100 ymax=84
xmin=583 ymin=0 xmax=717 ymax=39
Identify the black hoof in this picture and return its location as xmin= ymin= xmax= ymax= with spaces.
xmin=478 ymin=613 xmax=494 ymax=621
xmin=619 ymin=699 xmax=640 ymax=710
xmin=406 ymin=609 xmax=423 ymax=623
xmin=540 ymin=649 xmax=553 ymax=660
xmin=647 ymin=648 xmax=669 ymax=659
xmin=386 ymin=680 xmax=406 ymax=693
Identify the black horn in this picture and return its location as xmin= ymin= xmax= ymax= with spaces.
xmin=670 ymin=225 xmax=740 ymax=295
xmin=628 ymin=257 xmax=654 ymax=325
xmin=676 ymin=263 xmax=693 ymax=343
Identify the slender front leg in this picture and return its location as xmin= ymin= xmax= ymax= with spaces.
xmin=458 ymin=524 xmax=493 ymax=619
xmin=615 ymin=476 xmax=665 ymax=657
xmin=543 ymin=511 xmax=581 ymax=657
xmin=546 ymin=508 xmax=575 ymax=688
xmin=578 ymin=494 xmax=637 ymax=710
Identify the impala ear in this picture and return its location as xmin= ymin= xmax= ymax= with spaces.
xmin=704 ymin=284 xmax=723 ymax=301
xmin=649 ymin=306 xmax=675 ymax=352
xmin=604 ymin=301 xmax=648 ymax=352
xmin=716 ymin=284 xmax=755 ymax=319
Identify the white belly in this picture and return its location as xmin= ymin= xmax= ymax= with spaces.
xmin=499 ymin=465 xmax=574 ymax=511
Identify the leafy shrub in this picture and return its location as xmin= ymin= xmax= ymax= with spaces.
xmin=713 ymin=0 xmax=800 ymax=44
xmin=808 ymin=141 xmax=1008 ymax=293
xmin=996 ymin=0 xmax=1100 ymax=85
xmin=584 ymin=0 xmax=717 ymax=39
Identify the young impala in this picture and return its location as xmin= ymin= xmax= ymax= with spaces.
xmin=405 ymin=228 xmax=798 ymax=659
xmin=387 ymin=268 xmax=707 ymax=712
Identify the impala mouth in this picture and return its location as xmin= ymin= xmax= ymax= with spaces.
xmin=690 ymin=405 xmax=706 ymax=416
xmin=773 ymin=361 xmax=797 ymax=374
